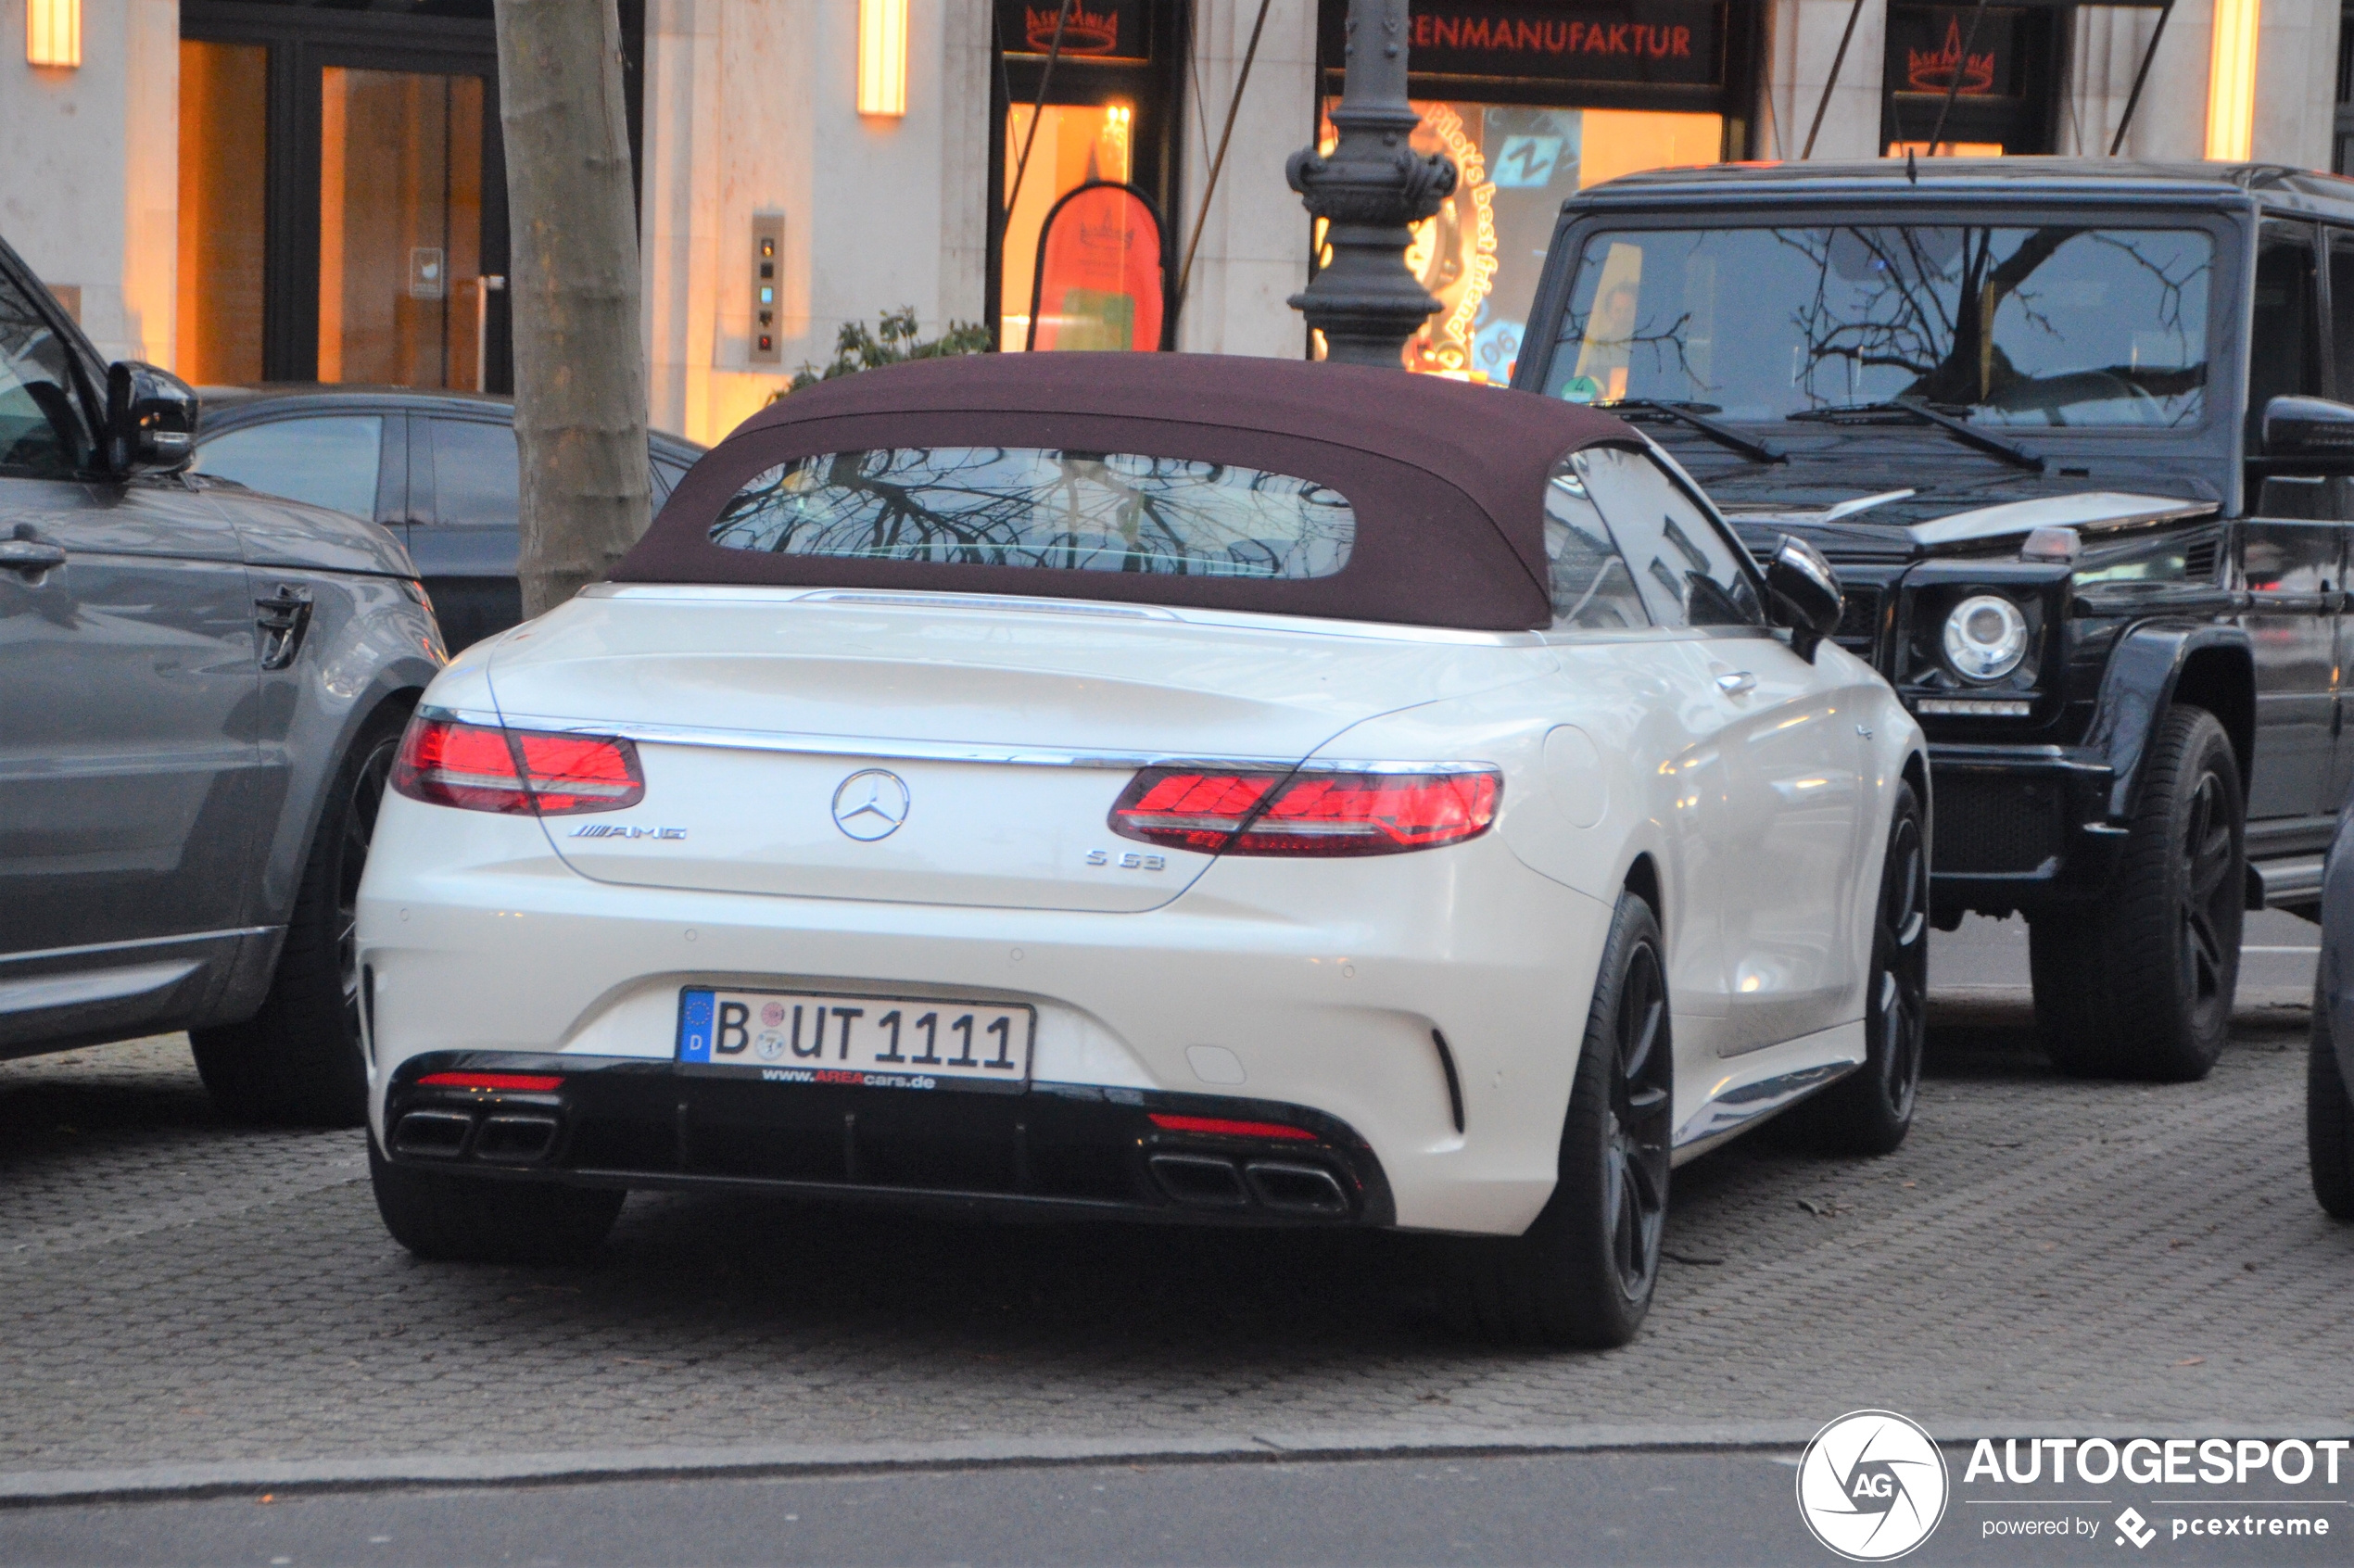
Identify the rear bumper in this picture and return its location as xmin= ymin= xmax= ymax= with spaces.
xmin=381 ymin=1052 xmax=1396 ymax=1227
xmin=1927 ymin=744 xmax=2126 ymax=918
xmin=357 ymin=795 xmax=1612 ymax=1237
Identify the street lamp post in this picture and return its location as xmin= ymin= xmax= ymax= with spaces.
xmin=1286 ymin=0 xmax=1457 ymax=368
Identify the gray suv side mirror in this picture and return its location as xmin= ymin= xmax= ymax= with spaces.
xmin=105 ymin=361 xmax=198 ymax=475
xmin=2261 ymin=394 xmax=2354 ymax=459
xmin=1765 ymin=533 xmax=1843 ymax=661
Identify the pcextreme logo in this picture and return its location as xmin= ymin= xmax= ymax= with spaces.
xmin=1797 ymin=1410 xmax=1953 ymax=1561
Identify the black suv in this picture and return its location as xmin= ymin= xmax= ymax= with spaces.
xmin=1517 ymin=158 xmax=2354 ymax=1081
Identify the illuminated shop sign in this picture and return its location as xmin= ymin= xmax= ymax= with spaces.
xmin=1322 ymin=1 xmax=1726 ymax=90
xmin=995 ymin=1 xmax=1150 ymax=63
xmin=1887 ymin=6 xmax=2029 ymax=99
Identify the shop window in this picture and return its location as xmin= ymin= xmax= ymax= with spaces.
xmin=990 ymin=2 xmax=1183 ymax=353
xmin=1313 ymin=0 xmax=1751 ymax=382
xmin=1318 ymin=100 xmax=1721 ymax=382
xmin=176 ymin=40 xmax=268 ymax=386
xmin=1001 ymin=102 xmax=1137 ymax=348
xmin=1879 ymin=4 xmax=2060 ymax=156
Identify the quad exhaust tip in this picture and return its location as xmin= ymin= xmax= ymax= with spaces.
xmin=1147 ymin=1152 xmax=1350 ymax=1216
xmin=389 ymin=1108 xmax=561 ymax=1165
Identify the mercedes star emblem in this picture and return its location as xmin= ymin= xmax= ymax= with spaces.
xmin=830 ymin=768 xmax=911 ymax=841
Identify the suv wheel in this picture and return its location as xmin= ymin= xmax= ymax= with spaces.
xmin=2030 ymin=706 xmax=2243 ymax=1081
xmin=191 ymin=709 xmax=403 ymax=1125
xmin=1449 ymin=891 xmax=1671 ymax=1348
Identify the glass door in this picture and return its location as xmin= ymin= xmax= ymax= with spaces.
xmin=178 ymin=3 xmax=521 ymax=389
xmin=317 ymin=67 xmax=488 ymax=389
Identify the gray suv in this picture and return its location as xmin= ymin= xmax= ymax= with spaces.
xmin=0 ymin=234 xmax=442 ymax=1124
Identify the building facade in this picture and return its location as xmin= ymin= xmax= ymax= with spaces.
xmin=5 ymin=0 xmax=2348 ymax=447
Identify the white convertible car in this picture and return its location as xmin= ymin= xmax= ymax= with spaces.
xmin=357 ymin=354 xmax=1927 ymax=1347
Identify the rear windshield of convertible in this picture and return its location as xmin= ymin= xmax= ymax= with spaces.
xmin=708 ymin=447 xmax=1356 ymax=579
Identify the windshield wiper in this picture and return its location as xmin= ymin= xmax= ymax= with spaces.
xmin=1784 ymin=398 xmax=2045 ymax=473
xmin=1597 ymin=398 xmax=1786 ymax=464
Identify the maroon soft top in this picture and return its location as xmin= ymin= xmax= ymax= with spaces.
xmin=613 ymin=351 xmax=1638 ymax=631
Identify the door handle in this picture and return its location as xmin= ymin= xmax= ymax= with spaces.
xmin=0 ymin=538 xmax=67 ymax=575
xmin=1715 ymin=671 xmax=1757 ymax=696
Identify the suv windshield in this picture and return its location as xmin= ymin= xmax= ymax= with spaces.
xmin=1544 ymin=224 xmax=2214 ymax=429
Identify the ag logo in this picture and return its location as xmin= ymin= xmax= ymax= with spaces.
xmin=1795 ymin=1410 xmax=1950 ymax=1561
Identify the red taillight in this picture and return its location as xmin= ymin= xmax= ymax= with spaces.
xmin=1110 ymin=766 xmax=1499 ymax=857
xmin=1147 ymin=1113 xmax=1319 ymax=1142
xmin=416 ymin=1071 xmax=564 ymax=1092
xmin=392 ymin=715 xmax=643 ymax=816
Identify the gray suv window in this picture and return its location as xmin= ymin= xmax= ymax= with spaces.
xmin=197 ymin=415 xmax=383 ymax=518
xmin=0 ymin=271 xmax=95 ymax=477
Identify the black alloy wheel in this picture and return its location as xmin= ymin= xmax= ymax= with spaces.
xmin=1791 ymin=780 xmax=1927 ymax=1155
xmin=2175 ymin=766 xmax=2239 ymax=1040
xmin=2031 ymin=707 xmax=2243 ymax=1081
xmin=1449 ymin=891 xmax=1671 ymax=1348
xmin=192 ymin=711 xmax=407 ymax=1126
xmin=1599 ymin=934 xmax=1673 ymax=1302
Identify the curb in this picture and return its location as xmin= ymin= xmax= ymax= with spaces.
xmin=5 ymin=1419 xmax=2348 ymax=1507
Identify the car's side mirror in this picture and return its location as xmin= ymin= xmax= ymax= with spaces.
xmin=105 ymin=361 xmax=198 ymax=475
xmin=1764 ymin=533 xmax=1843 ymax=662
xmin=2261 ymin=394 xmax=2354 ymax=459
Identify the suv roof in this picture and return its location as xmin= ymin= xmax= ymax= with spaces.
xmin=1574 ymin=158 xmax=2354 ymax=215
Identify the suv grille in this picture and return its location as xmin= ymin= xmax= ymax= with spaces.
xmin=1833 ymin=584 xmax=1884 ymax=658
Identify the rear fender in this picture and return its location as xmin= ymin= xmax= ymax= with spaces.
xmin=2082 ymin=622 xmax=2253 ymax=822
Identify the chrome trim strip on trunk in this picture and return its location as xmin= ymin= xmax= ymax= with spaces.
xmin=423 ymin=705 xmax=1496 ymax=775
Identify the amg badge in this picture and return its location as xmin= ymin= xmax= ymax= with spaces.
xmin=570 ymin=825 xmax=687 ymax=840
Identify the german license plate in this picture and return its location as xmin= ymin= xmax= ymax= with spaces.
xmin=676 ymin=987 xmax=1033 ymax=1091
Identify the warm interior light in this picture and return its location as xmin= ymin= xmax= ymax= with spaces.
xmin=26 ymin=0 xmax=79 ymax=67
xmin=2206 ymin=0 xmax=2259 ymax=160
xmin=857 ymin=0 xmax=907 ymax=118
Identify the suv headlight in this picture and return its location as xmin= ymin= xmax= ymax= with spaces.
xmin=1942 ymin=594 xmax=2030 ymax=681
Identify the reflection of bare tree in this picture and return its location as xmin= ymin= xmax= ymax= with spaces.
xmin=709 ymin=448 xmax=1355 ymax=579
xmin=1778 ymin=227 xmax=2209 ymax=421
xmin=1561 ymin=225 xmax=2211 ymax=424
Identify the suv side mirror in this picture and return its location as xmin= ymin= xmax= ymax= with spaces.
xmin=1764 ymin=533 xmax=1843 ymax=661
xmin=105 ymin=361 xmax=198 ymax=475
xmin=2261 ymin=394 xmax=2354 ymax=459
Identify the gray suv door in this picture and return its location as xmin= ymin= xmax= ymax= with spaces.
xmin=0 ymin=264 xmax=264 ymax=1056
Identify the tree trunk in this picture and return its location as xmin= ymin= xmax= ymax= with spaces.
xmin=494 ymin=0 xmax=649 ymax=619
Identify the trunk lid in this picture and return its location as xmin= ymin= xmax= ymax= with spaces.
xmin=485 ymin=588 xmax=1552 ymax=912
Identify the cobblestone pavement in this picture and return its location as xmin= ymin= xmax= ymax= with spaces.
xmin=2 ymin=976 xmax=2348 ymax=1479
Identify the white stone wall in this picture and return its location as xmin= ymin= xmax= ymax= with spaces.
xmin=0 ymin=0 xmax=177 ymax=364
xmin=1757 ymin=0 xmax=1889 ymax=160
xmin=1169 ymin=0 xmax=1317 ymax=359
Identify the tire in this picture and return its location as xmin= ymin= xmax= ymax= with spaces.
xmin=2030 ymin=706 xmax=2244 ymax=1081
xmin=1450 ymin=891 xmax=1672 ymax=1348
xmin=370 ymin=1142 xmax=624 ymax=1264
xmin=1788 ymin=781 xmax=1927 ymax=1156
xmin=191 ymin=709 xmax=404 ymax=1126
xmin=2310 ymin=1000 xmax=2354 ymax=1220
